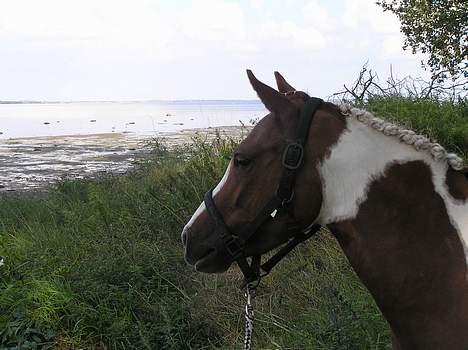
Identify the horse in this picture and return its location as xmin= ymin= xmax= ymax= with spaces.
xmin=181 ymin=70 xmax=468 ymax=349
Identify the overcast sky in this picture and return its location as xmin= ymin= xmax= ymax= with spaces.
xmin=0 ymin=0 xmax=428 ymax=101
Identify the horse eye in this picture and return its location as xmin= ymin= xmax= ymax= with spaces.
xmin=233 ymin=154 xmax=252 ymax=167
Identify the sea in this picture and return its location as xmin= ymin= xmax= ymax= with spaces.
xmin=0 ymin=100 xmax=266 ymax=191
xmin=0 ymin=100 xmax=266 ymax=139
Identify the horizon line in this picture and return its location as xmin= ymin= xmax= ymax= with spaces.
xmin=0 ymin=99 xmax=262 ymax=105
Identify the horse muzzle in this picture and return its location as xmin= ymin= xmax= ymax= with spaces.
xmin=182 ymin=226 xmax=232 ymax=273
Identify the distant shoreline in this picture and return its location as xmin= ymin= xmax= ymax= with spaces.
xmin=0 ymin=99 xmax=261 ymax=105
xmin=0 ymin=99 xmax=265 ymax=139
xmin=2 ymin=131 xmax=133 ymax=142
xmin=0 ymin=126 xmax=250 ymax=192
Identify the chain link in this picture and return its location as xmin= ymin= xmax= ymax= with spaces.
xmin=243 ymin=284 xmax=255 ymax=350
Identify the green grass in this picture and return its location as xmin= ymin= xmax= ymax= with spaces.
xmin=364 ymin=96 xmax=467 ymax=163
xmin=0 ymin=96 xmax=465 ymax=349
xmin=0 ymin=134 xmax=390 ymax=349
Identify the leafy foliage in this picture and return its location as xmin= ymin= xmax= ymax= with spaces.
xmin=377 ymin=0 xmax=468 ymax=81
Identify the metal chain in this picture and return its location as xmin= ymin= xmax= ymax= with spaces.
xmin=243 ymin=284 xmax=255 ymax=350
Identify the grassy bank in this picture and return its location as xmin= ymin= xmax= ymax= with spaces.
xmin=365 ymin=96 xmax=467 ymax=163
xmin=1 ymin=96 xmax=466 ymax=349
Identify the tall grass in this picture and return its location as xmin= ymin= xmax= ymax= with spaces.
xmin=365 ymin=96 xmax=467 ymax=163
xmin=1 ymin=96 xmax=465 ymax=349
xmin=0 ymin=131 xmax=390 ymax=349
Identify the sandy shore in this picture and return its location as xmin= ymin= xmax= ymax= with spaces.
xmin=0 ymin=126 xmax=249 ymax=192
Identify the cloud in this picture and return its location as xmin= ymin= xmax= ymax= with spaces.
xmin=249 ymin=0 xmax=265 ymax=10
xmin=340 ymin=0 xmax=407 ymax=56
xmin=0 ymin=0 xmax=171 ymax=53
xmin=0 ymin=0 xmax=430 ymax=100
xmin=254 ymin=19 xmax=326 ymax=51
xmin=178 ymin=0 xmax=246 ymax=42
xmin=343 ymin=0 xmax=400 ymax=34
xmin=303 ymin=0 xmax=335 ymax=31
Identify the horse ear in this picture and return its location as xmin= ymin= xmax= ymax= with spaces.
xmin=246 ymin=69 xmax=295 ymax=115
xmin=274 ymin=71 xmax=296 ymax=93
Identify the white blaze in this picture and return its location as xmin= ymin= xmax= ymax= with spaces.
xmin=213 ymin=161 xmax=233 ymax=196
xmin=183 ymin=161 xmax=233 ymax=230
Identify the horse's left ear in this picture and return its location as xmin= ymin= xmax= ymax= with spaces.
xmin=274 ymin=71 xmax=296 ymax=93
xmin=247 ymin=69 xmax=296 ymax=115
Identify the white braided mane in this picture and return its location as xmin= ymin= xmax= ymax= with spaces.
xmin=338 ymin=104 xmax=465 ymax=171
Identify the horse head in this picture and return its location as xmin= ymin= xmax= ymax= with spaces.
xmin=181 ymin=70 xmax=345 ymax=273
xmin=181 ymin=71 xmax=468 ymax=347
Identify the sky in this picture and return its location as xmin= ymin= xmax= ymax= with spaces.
xmin=0 ymin=0 xmax=429 ymax=101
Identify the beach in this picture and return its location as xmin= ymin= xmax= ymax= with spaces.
xmin=0 ymin=101 xmax=263 ymax=191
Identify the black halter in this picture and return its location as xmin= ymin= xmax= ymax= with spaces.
xmin=204 ymin=97 xmax=323 ymax=288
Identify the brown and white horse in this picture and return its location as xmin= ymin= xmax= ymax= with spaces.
xmin=181 ymin=71 xmax=468 ymax=349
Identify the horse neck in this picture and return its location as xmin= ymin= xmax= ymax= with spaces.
xmin=316 ymin=116 xmax=468 ymax=346
xmin=317 ymin=116 xmax=466 ymax=232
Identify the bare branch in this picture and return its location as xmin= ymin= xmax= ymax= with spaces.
xmin=328 ymin=64 xmax=467 ymax=103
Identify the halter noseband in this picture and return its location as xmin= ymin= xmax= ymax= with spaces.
xmin=204 ymin=97 xmax=323 ymax=288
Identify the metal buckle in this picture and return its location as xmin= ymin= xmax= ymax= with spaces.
xmin=281 ymin=191 xmax=294 ymax=207
xmin=224 ymin=235 xmax=244 ymax=259
xmin=282 ymin=143 xmax=304 ymax=170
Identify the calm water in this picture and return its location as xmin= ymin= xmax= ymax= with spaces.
xmin=0 ymin=101 xmax=264 ymax=191
xmin=0 ymin=100 xmax=265 ymax=139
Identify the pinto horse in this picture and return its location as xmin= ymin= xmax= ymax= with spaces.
xmin=181 ymin=70 xmax=468 ymax=349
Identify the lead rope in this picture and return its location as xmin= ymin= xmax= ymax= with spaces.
xmin=243 ymin=284 xmax=255 ymax=350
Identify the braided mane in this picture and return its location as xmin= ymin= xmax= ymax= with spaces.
xmin=338 ymin=104 xmax=465 ymax=171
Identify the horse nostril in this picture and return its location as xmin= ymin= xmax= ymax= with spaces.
xmin=181 ymin=227 xmax=189 ymax=246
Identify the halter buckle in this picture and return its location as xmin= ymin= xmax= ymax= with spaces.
xmin=282 ymin=143 xmax=304 ymax=170
xmin=224 ymin=235 xmax=244 ymax=259
xmin=281 ymin=191 xmax=294 ymax=207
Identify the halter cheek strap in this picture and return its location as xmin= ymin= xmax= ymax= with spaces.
xmin=204 ymin=97 xmax=323 ymax=288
